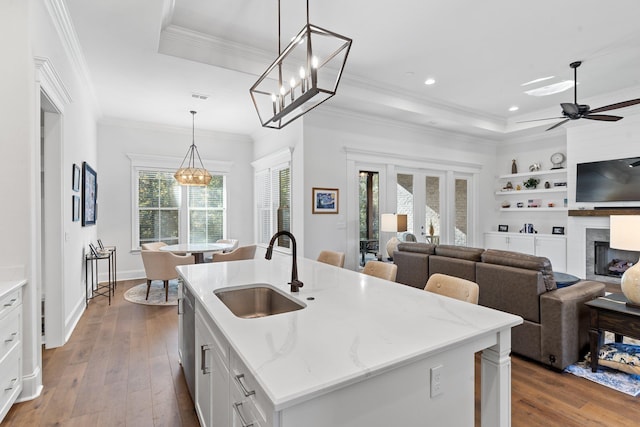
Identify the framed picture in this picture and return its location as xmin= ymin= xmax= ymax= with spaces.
xmin=72 ymin=163 xmax=81 ymax=192
xmin=552 ymin=226 xmax=565 ymax=235
xmin=82 ymin=162 xmax=97 ymax=226
xmin=72 ymin=195 xmax=80 ymax=222
xmin=498 ymin=224 xmax=509 ymax=232
xmin=312 ymin=187 xmax=339 ymax=214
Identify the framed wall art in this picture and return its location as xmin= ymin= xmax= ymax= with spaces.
xmin=72 ymin=195 xmax=80 ymax=222
xmin=498 ymin=224 xmax=509 ymax=232
xmin=82 ymin=162 xmax=97 ymax=226
xmin=552 ymin=226 xmax=565 ymax=235
xmin=312 ymin=187 xmax=339 ymax=214
xmin=72 ymin=163 xmax=81 ymax=192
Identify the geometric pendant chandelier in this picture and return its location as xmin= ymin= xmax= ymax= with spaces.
xmin=250 ymin=0 xmax=352 ymax=129
xmin=174 ymin=110 xmax=212 ymax=186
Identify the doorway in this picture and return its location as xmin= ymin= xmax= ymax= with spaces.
xmin=40 ymin=91 xmax=65 ymax=348
xmin=358 ymin=170 xmax=379 ymax=266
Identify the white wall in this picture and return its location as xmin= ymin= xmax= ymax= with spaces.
xmin=97 ymin=120 xmax=254 ymax=279
xmin=301 ymin=109 xmax=498 ymax=269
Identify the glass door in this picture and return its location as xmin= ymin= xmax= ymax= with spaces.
xmin=397 ymin=171 xmax=443 ymax=244
xmin=359 ymin=171 xmax=379 ymax=266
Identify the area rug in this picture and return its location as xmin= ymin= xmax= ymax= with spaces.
xmin=564 ymin=361 xmax=640 ymax=396
xmin=124 ymin=280 xmax=179 ymax=306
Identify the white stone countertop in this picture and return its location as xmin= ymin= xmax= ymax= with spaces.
xmin=0 ymin=279 xmax=27 ymax=299
xmin=177 ymin=257 xmax=522 ymax=411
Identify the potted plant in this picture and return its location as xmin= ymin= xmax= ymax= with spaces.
xmin=523 ymin=177 xmax=540 ymax=189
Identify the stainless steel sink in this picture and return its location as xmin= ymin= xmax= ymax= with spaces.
xmin=214 ymin=284 xmax=305 ymax=319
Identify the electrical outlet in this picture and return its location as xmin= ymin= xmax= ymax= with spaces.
xmin=430 ymin=365 xmax=444 ymax=397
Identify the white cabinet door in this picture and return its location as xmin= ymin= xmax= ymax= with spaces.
xmin=484 ymin=233 xmax=535 ymax=254
xmin=195 ymin=310 xmax=230 ymax=427
xmin=507 ymin=234 xmax=535 ymax=255
xmin=484 ymin=233 xmax=509 ymax=251
xmin=535 ymin=236 xmax=567 ymax=272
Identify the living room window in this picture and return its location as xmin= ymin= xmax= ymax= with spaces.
xmin=134 ymin=169 xmax=226 ymax=248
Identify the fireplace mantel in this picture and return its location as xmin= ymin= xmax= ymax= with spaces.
xmin=568 ymin=209 xmax=640 ymax=217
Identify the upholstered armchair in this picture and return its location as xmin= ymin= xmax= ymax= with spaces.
xmin=140 ymin=250 xmax=194 ymax=301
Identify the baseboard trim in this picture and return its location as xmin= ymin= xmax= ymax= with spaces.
xmin=17 ymin=366 xmax=43 ymax=402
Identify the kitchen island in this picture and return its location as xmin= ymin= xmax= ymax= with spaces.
xmin=177 ymin=256 xmax=522 ymax=427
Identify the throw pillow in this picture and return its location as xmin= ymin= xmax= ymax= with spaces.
xmin=586 ymin=343 xmax=640 ymax=375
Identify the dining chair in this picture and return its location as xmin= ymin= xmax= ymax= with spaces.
xmin=424 ymin=273 xmax=479 ymax=304
xmin=317 ymin=250 xmax=345 ymax=268
xmin=210 ymin=245 xmax=257 ymax=262
xmin=216 ymin=238 xmax=239 ymax=253
xmin=140 ymin=250 xmax=194 ymax=301
xmin=141 ymin=241 xmax=167 ymax=251
xmin=362 ymin=260 xmax=397 ymax=281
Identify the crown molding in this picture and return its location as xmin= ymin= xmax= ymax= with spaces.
xmin=158 ymin=25 xmax=274 ymax=77
xmin=44 ymin=0 xmax=100 ymax=115
xmin=99 ymin=116 xmax=252 ymax=144
xmin=34 ymin=57 xmax=72 ymax=111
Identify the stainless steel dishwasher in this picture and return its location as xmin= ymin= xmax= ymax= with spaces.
xmin=182 ymin=283 xmax=196 ymax=398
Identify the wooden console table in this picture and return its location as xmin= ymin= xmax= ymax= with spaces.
xmin=585 ymin=293 xmax=640 ymax=372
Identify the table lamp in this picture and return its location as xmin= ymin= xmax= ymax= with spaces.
xmin=609 ymin=215 xmax=640 ymax=308
xmin=381 ymin=213 xmax=407 ymax=260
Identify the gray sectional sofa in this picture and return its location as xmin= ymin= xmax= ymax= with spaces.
xmin=393 ymin=242 xmax=606 ymax=370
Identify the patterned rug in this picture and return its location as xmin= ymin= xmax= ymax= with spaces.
xmin=564 ymin=361 xmax=640 ymax=396
xmin=124 ymin=280 xmax=179 ymax=306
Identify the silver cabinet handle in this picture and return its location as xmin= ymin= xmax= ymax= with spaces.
xmin=177 ymin=297 xmax=183 ymax=315
xmin=4 ymin=378 xmax=17 ymax=391
xmin=4 ymin=332 xmax=17 ymax=343
xmin=234 ymin=373 xmax=255 ymax=397
xmin=200 ymin=344 xmax=211 ymax=374
xmin=3 ymin=298 xmax=17 ymax=307
xmin=233 ymin=402 xmax=254 ymax=427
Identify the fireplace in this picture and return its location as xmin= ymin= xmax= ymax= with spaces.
xmin=594 ymin=241 xmax=635 ymax=277
xmin=586 ymin=228 xmax=640 ymax=284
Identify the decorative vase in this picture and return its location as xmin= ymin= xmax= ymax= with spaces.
xmin=511 ymin=159 xmax=517 ymax=174
xmin=429 ymin=220 xmax=435 ymax=237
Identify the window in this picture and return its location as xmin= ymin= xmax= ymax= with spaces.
xmin=255 ymin=164 xmax=291 ymax=249
xmin=253 ymin=148 xmax=292 ymax=251
xmin=138 ymin=170 xmax=180 ymax=246
xmin=134 ymin=169 xmax=226 ymax=248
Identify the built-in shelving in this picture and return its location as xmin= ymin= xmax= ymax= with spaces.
xmin=498 ymin=169 xmax=567 ymax=180
xmin=496 ymin=188 xmax=566 ymax=196
xmin=500 ymin=207 xmax=568 ymax=212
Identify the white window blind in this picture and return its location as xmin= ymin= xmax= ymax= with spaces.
xmin=254 ymin=161 xmax=291 ymax=249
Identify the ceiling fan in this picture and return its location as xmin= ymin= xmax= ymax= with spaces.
xmin=525 ymin=61 xmax=640 ymax=131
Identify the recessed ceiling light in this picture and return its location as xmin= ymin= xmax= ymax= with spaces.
xmin=424 ymin=78 xmax=436 ymax=85
xmin=508 ymin=106 xmax=519 ymax=112
xmin=521 ymin=76 xmax=555 ymax=86
xmin=524 ymin=80 xmax=575 ymax=97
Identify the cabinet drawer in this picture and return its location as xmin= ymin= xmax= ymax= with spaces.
xmin=0 ymin=307 xmax=20 ymax=362
xmin=231 ymin=381 xmax=266 ymax=427
xmin=0 ymin=290 xmax=21 ymax=320
xmin=230 ymin=353 xmax=271 ymax=425
xmin=0 ymin=346 xmax=22 ymax=421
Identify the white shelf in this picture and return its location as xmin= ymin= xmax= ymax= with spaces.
xmin=500 ymin=207 xmax=568 ymax=212
xmin=498 ymin=169 xmax=567 ymax=180
xmin=495 ymin=188 xmax=567 ymax=196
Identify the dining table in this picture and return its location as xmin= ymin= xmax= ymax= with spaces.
xmin=159 ymin=242 xmax=234 ymax=264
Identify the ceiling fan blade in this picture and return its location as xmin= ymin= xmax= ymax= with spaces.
xmin=546 ymin=119 xmax=570 ymax=131
xmin=589 ymin=98 xmax=640 ymax=113
xmin=582 ymin=114 xmax=623 ymax=122
xmin=561 ymin=103 xmax=579 ymax=115
xmin=517 ymin=117 xmax=564 ymax=123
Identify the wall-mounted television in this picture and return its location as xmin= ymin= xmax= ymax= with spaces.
xmin=576 ymin=156 xmax=640 ymax=202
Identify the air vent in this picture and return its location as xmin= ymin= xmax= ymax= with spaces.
xmin=191 ymin=93 xmax=209 ymax=100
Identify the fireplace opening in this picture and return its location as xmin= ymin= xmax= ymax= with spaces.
xmin=594 ymin=240 xmax=635 ymax=277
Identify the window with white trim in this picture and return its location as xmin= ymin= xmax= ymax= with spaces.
xmin=253 ymin=149 xmax=292 ymax=250
xmin=134 ymin=169 xmax=226 ymax=248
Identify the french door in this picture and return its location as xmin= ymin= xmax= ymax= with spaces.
xmin=396 ymin=170 xmax=473 ymax=246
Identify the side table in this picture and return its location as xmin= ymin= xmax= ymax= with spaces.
xmin=85 ymin=249 xmax=115 ymax=306
xmin=585 ymin=293 xmax=640 ymax=372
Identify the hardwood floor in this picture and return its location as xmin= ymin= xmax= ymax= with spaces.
xmin=3 ymin=280 xmax=199 ymax=427
xmin=4 ymin=280 xmax=638 ymax=426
